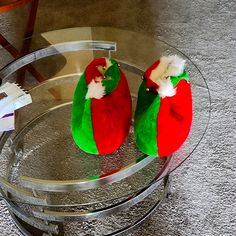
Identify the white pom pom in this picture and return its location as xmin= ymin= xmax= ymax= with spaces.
xmin=150 ymin=55 xmax=186 ymax=83
xmin=85 ymin=80 xmax=105 ymax=99
xmin=164 ymin=55 xmax=185 ymax=76
xmin=157 ymin=77 xmax=176 ymax=98
xmin=148 ymin=55 xmax=185 ymax=98
xmin=150 ymin=57 xmax=170 ymax=84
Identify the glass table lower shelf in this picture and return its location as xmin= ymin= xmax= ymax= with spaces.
xmin=0 ymin=27 xmax=210 ymax=235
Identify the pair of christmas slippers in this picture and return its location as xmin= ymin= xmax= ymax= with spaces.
xmin=71 ymin=55 xmax=192 ymax=158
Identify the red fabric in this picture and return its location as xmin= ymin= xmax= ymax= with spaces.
xmin=91 ymin=70 xmax=132 ymax=154
xmin=144 ymin=60 xmax=160 ymax=92
xmin=85 ymin=57 xmax=106 ymax=83
xmin=157 ymin=80 xmax=192 ymax=157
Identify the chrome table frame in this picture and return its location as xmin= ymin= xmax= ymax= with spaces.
xmin=0 ymin=40 xmax=172 ymax=236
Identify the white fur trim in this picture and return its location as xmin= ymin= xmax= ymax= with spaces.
xmin=150 ymin=56 xmax=171 ymax=84
xmin=150 ymin=55 xmax=185 ymax=83
xmin=157 ymin=77 xmax=176 ymax=98
xmin=149 ymin=55 xmax=185 ymax=98
xmin=85 ymin=58 xmax=113 ymax=99
xmin=85 ymin=80 xmax=105 ymax=99
xmin=164 ymin=55 xmax=185 ymax=76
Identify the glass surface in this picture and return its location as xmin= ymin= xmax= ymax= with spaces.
xmin=0 ymin=27 xmax=211 ymax=206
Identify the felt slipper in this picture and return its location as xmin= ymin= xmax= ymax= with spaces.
xmin=134 ymin=55 xmax=192 ymax=157
xmin=72 ymin=57 xmax=132 ymax=155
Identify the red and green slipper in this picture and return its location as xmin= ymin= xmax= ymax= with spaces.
xmin=134 ymin=55 xmax=192 ymax=157
xmin=71 ymin=57 xmax=132 ymax=155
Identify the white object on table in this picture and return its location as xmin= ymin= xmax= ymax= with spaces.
xmin=0 ymin=82 xmax=32 ymax=131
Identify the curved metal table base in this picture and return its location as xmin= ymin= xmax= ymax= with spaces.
xmin=0 ymin=33 xmax=210 ymax=235
xmin=8 ymin=176 xmax=169 ymax=236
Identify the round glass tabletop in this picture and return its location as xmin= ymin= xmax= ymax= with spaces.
xmin=0 ymin=27 xmax=210 ymax=233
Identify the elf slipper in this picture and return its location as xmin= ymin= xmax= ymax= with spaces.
xmin=134 ymin=55 xmax=192 ymax=157
xmin=72 ymin=57 xmax=132 ymax=155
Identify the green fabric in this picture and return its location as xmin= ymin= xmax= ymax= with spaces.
xmin=134 ymin=80 xmax=161 ymax=156
xmin=71 ymin=73 xmax=98 ymax=154
xmin=170 ymin=70 xmax=189 ymax=86
xmin=102 ymin=59 xmax=120 ymax=95
xmin=71 ymin=58 xmax=124 ymax=154
xmin=87 ymin=175 xmax=100 ymax=180
xmin=134 ymin=70 xmax=189 ymax=156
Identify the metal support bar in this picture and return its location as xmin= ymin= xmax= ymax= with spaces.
xmin=0 ymin=177 xmax=47 ymax=205
xmin=0 ymin=41 xmax=117 ymax=81
xmin=32 ymin=175 xmax=166 ymax=222
xmin=0 ymin=189 xmax=58 ymax=234
xmin=19 ymin=154 xmax=156 ymax=192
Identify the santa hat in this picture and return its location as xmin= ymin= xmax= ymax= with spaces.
xmin=72 ymin=57 xmax=132 ymax=155
xmin=134 ymin=55 xmax=192 ymax=157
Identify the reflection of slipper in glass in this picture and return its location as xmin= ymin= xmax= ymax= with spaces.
xmin=72 ymin=57 xmax=132 ymax=155
xmin=134 ymin=55 xmax=192 ymax=157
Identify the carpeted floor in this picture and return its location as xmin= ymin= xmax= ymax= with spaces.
xmin=0 ymin=0 xmax=235 ymax=235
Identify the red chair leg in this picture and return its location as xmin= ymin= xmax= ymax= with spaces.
xmin=0 ymin=33 xmax=20 ymax=58
xmin=0 ymin=34 xmax=45 ymax=85
xmin=0 ymin=0 xmax=45 ymax=86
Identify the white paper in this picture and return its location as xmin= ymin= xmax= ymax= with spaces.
xmin=0 ymin=82 xmax=32 ymax=118
xmin=0 ymin=113 xmax=15 ymax=132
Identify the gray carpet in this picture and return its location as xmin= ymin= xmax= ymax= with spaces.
xmin=0 ymin=0 xmax=235 ymax=235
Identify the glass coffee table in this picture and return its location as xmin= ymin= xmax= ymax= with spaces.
xmin=0 ymin=27 xmax=211 ymax=235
